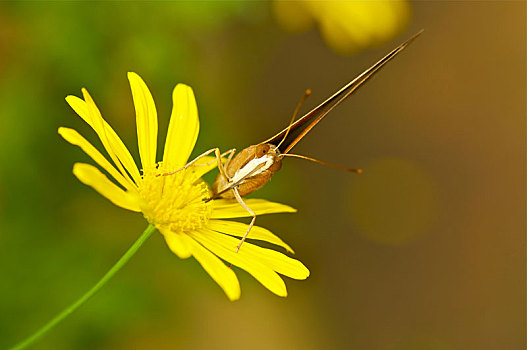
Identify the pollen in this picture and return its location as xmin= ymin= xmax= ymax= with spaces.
xmin=138 ymin=165 xmax=212 ymax=233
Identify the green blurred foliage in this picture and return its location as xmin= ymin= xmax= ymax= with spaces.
xmin=0 ymin=2 xmax=525 ymax=350
xmin=0 ymin=2 xmax=266 ymax=349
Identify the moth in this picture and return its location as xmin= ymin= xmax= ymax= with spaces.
xmin=162 ymin=30 xmax=423 ymax=252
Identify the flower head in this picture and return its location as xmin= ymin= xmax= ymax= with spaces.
xmin=60 ymin=72 xmax=309 ymax=300
xmin=273 ymin=0 xmax=410 ymax=55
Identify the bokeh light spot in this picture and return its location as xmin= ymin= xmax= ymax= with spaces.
xmin=273 ymin=0 xmax=410 ymax=55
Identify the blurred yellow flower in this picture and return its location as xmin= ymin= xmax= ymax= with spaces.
xmin=59 ymin=72 xmax=309 ymax=301
xmin=273 ymin=0 xmax=410 ymax=55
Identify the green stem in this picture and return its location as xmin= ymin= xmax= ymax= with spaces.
xmin=10 ymin=224 xmax=157 ymax=350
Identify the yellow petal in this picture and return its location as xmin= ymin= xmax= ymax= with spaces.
xmin=58 ymin=127 xmax=135 ymax=191
xmin=158 ymin=226 xmax=192 ymax=259
xmin=128 ymin=72 xmax=158 ymax=170
xmin=208 ymin=220 xmax=294 ymax=254
xmin=200 ymin=227 xmax=308 ymax=280
xmin=191 ymin=228 xmax=288 ymax=297
xmin=72 ymin=163 xmax=141 ymax=212
xmin=181 ymin=234 xmax=241 ymax=301
xmin=157 ymin=155 xmax=220 ymax=180
xmin=163 ymin=84 xmax=199 ymax=169
xmin=241 ymin=243 xmax=309 ymax=281
xmin=211 ymin=199 xmax=296 ymax=219
xmin=66 ymin=92 xmax=141 ymax=185
xmin=191 ymin=156 xmax=222 ymax=178
xmin=81 ymin=89 xmax=142 ymax=184
xmin=66 ymin=95 xmax=130 ymax=182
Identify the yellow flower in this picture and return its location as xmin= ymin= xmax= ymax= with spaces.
xmin=273 ymin=0 xmax=410 ymax=55
xmin=59 ymin=72 xmax=309 ymax=301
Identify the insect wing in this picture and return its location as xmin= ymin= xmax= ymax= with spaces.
xmin=263 ymin=30 xmax=423 ymax=154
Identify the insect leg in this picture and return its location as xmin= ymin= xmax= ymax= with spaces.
xmin=232 ymin=186 xmax=256 ymax=253
xmin=207 ymin=161 xmax=267 ymax=201
xmin=191 ymin=148 xmax=236 ymax=168
xmin=160 ymin=148 xmax=235 ymax=176
xmin=224 ymin=148 xmax=236 ymax=169
xmin=160 ymin=148 xmax=218 ymax=176
xmin=213 ymin=148 xmax=232 ymax=182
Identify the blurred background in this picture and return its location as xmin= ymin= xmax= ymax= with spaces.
xmin=0 ymin=1 xmax=525 ymax=349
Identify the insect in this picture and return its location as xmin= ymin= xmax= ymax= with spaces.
xmin=162 ymin=30 xmax=423 ymax=252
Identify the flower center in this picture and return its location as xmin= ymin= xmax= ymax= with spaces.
xmin=138 ymin=165 xmax=212 ymax=234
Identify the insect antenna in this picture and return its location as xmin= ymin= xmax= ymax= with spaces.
xmin=281 ymin=153 xmax=362 ymax=174
xmin=274 ymin=89 xmax=312 ymax=152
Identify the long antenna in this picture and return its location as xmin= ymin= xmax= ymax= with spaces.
xmin=274 ymin=89 xmax=311 ymax=151
xmin=281 ymin=153 xmax=362 ymax=173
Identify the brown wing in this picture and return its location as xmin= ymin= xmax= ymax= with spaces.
xmin=212 ymin=145 xmax=282 ymax=198
xmin=212 ymin=145 xmax=259 ymax=196
xmin=218 ymin=169 xmax=274 ymax=199
xmin=263 ymin=30 xmax=424 ymax=154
